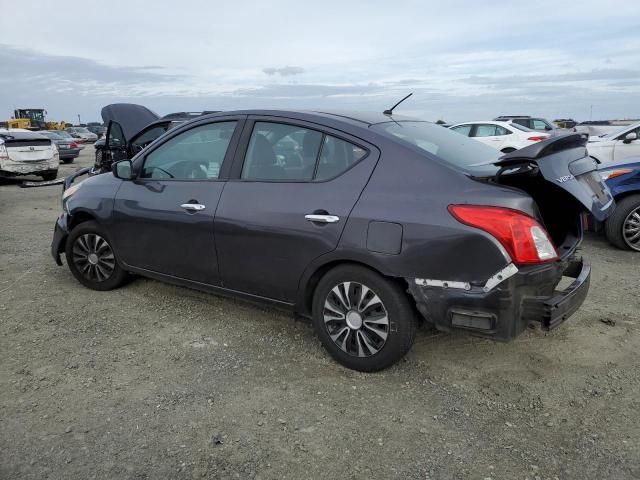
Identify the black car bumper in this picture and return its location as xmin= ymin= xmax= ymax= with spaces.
xmin=51 ymin=214 xmax=69 ymax=266
xmin=408 ymin=256 xmax=590 ymax=341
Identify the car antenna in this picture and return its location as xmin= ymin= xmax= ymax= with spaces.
xmin=383 ymin=93 xmax=413 ymax=116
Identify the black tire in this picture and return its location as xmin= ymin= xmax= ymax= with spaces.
xmin=61 ymin=158 xmax=74 ymax=164
xmin=501 ymin=147 xmax=516 ymax=153
xmin=312 ymin=265 xmax=417 ymax=372
xmin=605 ymin=194 xmax=640 ymax=252
xmin=64 ymin=221 xmax=129 ymax=290
xmin=41 ymin=170 xmax=58 ymax=181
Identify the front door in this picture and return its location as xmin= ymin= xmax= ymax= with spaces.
xmin=214 ymin=118 xmax=379 ymax=301
xmin=111 ymin=120 xmax=241 ymax=285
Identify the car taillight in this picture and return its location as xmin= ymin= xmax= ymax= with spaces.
xmin=527 ymin=136 xmax=547 ymax=141
xmin=448 ymin=205 xmax=559 ymax=265
xmin=70 ymin=142 xmax=78 ymax=149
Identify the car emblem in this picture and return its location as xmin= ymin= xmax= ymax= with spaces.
xmin=29 ymin=146 xmax=35 ymax=151
xmin=556 ymin=175 xmax=574 ymax=183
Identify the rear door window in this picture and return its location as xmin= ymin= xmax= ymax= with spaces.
xmin=315 ymin=135 xmax=367 ymax=180
xmin=450 ymin=125 xmax=472 ymax=136
xmin=241 ymin=121 xmax=367 ymax=181
xmin=472 ymin=124 xmax=498 ymax=137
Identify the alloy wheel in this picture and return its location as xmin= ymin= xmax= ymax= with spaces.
xmin=72 ymin=233 xmax=116 ymax=282
xmin=323 ymin=281 xmax=389 ymax=357
xmin=623 ymin=208 xmax=640 ymax=251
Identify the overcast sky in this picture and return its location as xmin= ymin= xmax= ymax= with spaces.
xmin=1 ymin=0 xmax=639 ymax=124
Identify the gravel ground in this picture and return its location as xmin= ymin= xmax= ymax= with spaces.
xmin=1 ymin=147 xmax=639 ymax=479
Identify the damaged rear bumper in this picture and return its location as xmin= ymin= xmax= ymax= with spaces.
xmin=408 ymin=256 xmax=590 ymax=341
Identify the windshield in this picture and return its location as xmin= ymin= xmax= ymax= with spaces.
xmin=373 ymin=121 xmax=500 ymax=174
xmin=604 ymin=122 xmax=640 ymax=140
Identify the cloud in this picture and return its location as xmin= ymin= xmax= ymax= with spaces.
xmin=0 ymin=44 xmax=184 ymax=97
xmin=262 ymin=66 xmax=305 ymax=76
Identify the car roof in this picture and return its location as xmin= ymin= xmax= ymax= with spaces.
xmin=0 ymin=129 xmax=47 ymax=139
xmin=450 ymin=120 xmax=514 ymax=128
xmin=194 ymin=109 xmax=421 ymax=131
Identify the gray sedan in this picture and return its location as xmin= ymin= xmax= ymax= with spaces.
xmin=39 ymin=131 xmax=81 ymax=164
xmin=52 ymin=110 xmax=613 ymax=371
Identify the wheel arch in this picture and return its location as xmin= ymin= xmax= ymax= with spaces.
xmin=295 ymin=258 xmax=408 ymax=318
xmin=68 ymin=210 xmax=98 ymax=230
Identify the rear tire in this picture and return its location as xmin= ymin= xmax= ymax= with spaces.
xmin=62 ymin=158 xmax=74 ymax=164
xmin=311 ymin=265 xmax=417 ymax=372
xmin=41 ymin=170 xmax=58 ymax=181
xmin=65 ymin=221 xmax=129 ymax=290
xmin=605 ymin=195 xmax=640 ymax=252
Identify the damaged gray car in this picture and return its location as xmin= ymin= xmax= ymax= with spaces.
xmin=52 ymin=110 xmax=613 ymax=371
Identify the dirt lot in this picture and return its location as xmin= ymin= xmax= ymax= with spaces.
xmin=1 ymin=147 xmax=639 ymax=479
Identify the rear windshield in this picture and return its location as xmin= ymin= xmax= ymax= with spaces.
xmin=372 ymin=121 xmax=500 ymax=174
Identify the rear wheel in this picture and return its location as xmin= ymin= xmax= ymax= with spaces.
xmin=64 ymin=221 xmax=129 ymax=290
xmin=61 ymin=158 xmax=74 ymax=164
xmin=605 ymin=194 xmax=640 ymax=252
xmin=312 ymin=265 xmax=417 ymax=372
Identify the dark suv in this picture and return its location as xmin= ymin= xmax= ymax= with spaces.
xmin=52 ymin=110 xmax=613 ymax=371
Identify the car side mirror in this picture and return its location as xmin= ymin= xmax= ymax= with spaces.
xmin=545 ymin=126 xmax=553 ymax=131
xmin=112 ymin=160 xmax=134 ymax=180
xmin=623 ymin=132 xmax=638 ymax=144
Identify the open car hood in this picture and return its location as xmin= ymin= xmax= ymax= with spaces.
xmin=101 ymin=103 xmax=159 ymax=142
xmin=494 ymin=134 xmax=615 ymax=221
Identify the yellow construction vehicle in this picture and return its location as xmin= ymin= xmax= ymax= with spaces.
xmin=5 ymin=109 xmax=66 ymax=130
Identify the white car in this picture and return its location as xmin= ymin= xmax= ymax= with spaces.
xmin=448 ymin=121 xmax=550 ymax=153
xmin=65 ymin=127 xmax=98 ymax=143
xmin=587 ymin=122 xmax=640 ymax=164
xmin=0 ymin=128 xmax=59 ymax=180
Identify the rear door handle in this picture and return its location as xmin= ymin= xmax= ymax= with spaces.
xmin=180 ymin=203 xmax=206 ymax=212
xmin=305 ymin=214 xmax=340 ymax=224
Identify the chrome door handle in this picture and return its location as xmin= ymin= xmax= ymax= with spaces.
xmin=305 ymin=214 xmax=340 ymax=224
xmin=180 ymin=203 xmax=206 ymax=212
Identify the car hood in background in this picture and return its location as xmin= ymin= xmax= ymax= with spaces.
xmin=101 ymin=103 xmax=160 ymax=142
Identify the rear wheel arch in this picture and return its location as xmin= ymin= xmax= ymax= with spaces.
xmin=298 ymin=259 xmax=405 ymax=318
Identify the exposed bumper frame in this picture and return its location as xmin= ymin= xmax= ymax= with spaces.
xmin=408 ymin=256 xmax=590 ymax=341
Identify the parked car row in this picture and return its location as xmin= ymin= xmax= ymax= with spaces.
xmin=38 ymin=131 xmax=81 ymax=164
xmin=53 ymin=105 xmax=614 ymax=371
xmin=448 ymin=120 xmax=550 ymax=153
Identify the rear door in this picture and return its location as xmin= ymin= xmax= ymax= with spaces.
xmin=214 ymin=117 xmax=379 ymax=302
xmin=472 ymin=124 xmax=503 ymax=150
xmin=498 ymin=134 xmax=614 ymax=220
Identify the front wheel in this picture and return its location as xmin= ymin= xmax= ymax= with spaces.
xmin=605 ymin=194 xmax=640 ymax=251
xmin=64 ymin=221 xmax=129 ymax=290
xmin=312 ymin=265 xmax=417 ymax=372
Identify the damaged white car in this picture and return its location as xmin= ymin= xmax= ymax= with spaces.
xmin=0 ymin=129 xmax=59 ymax=181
